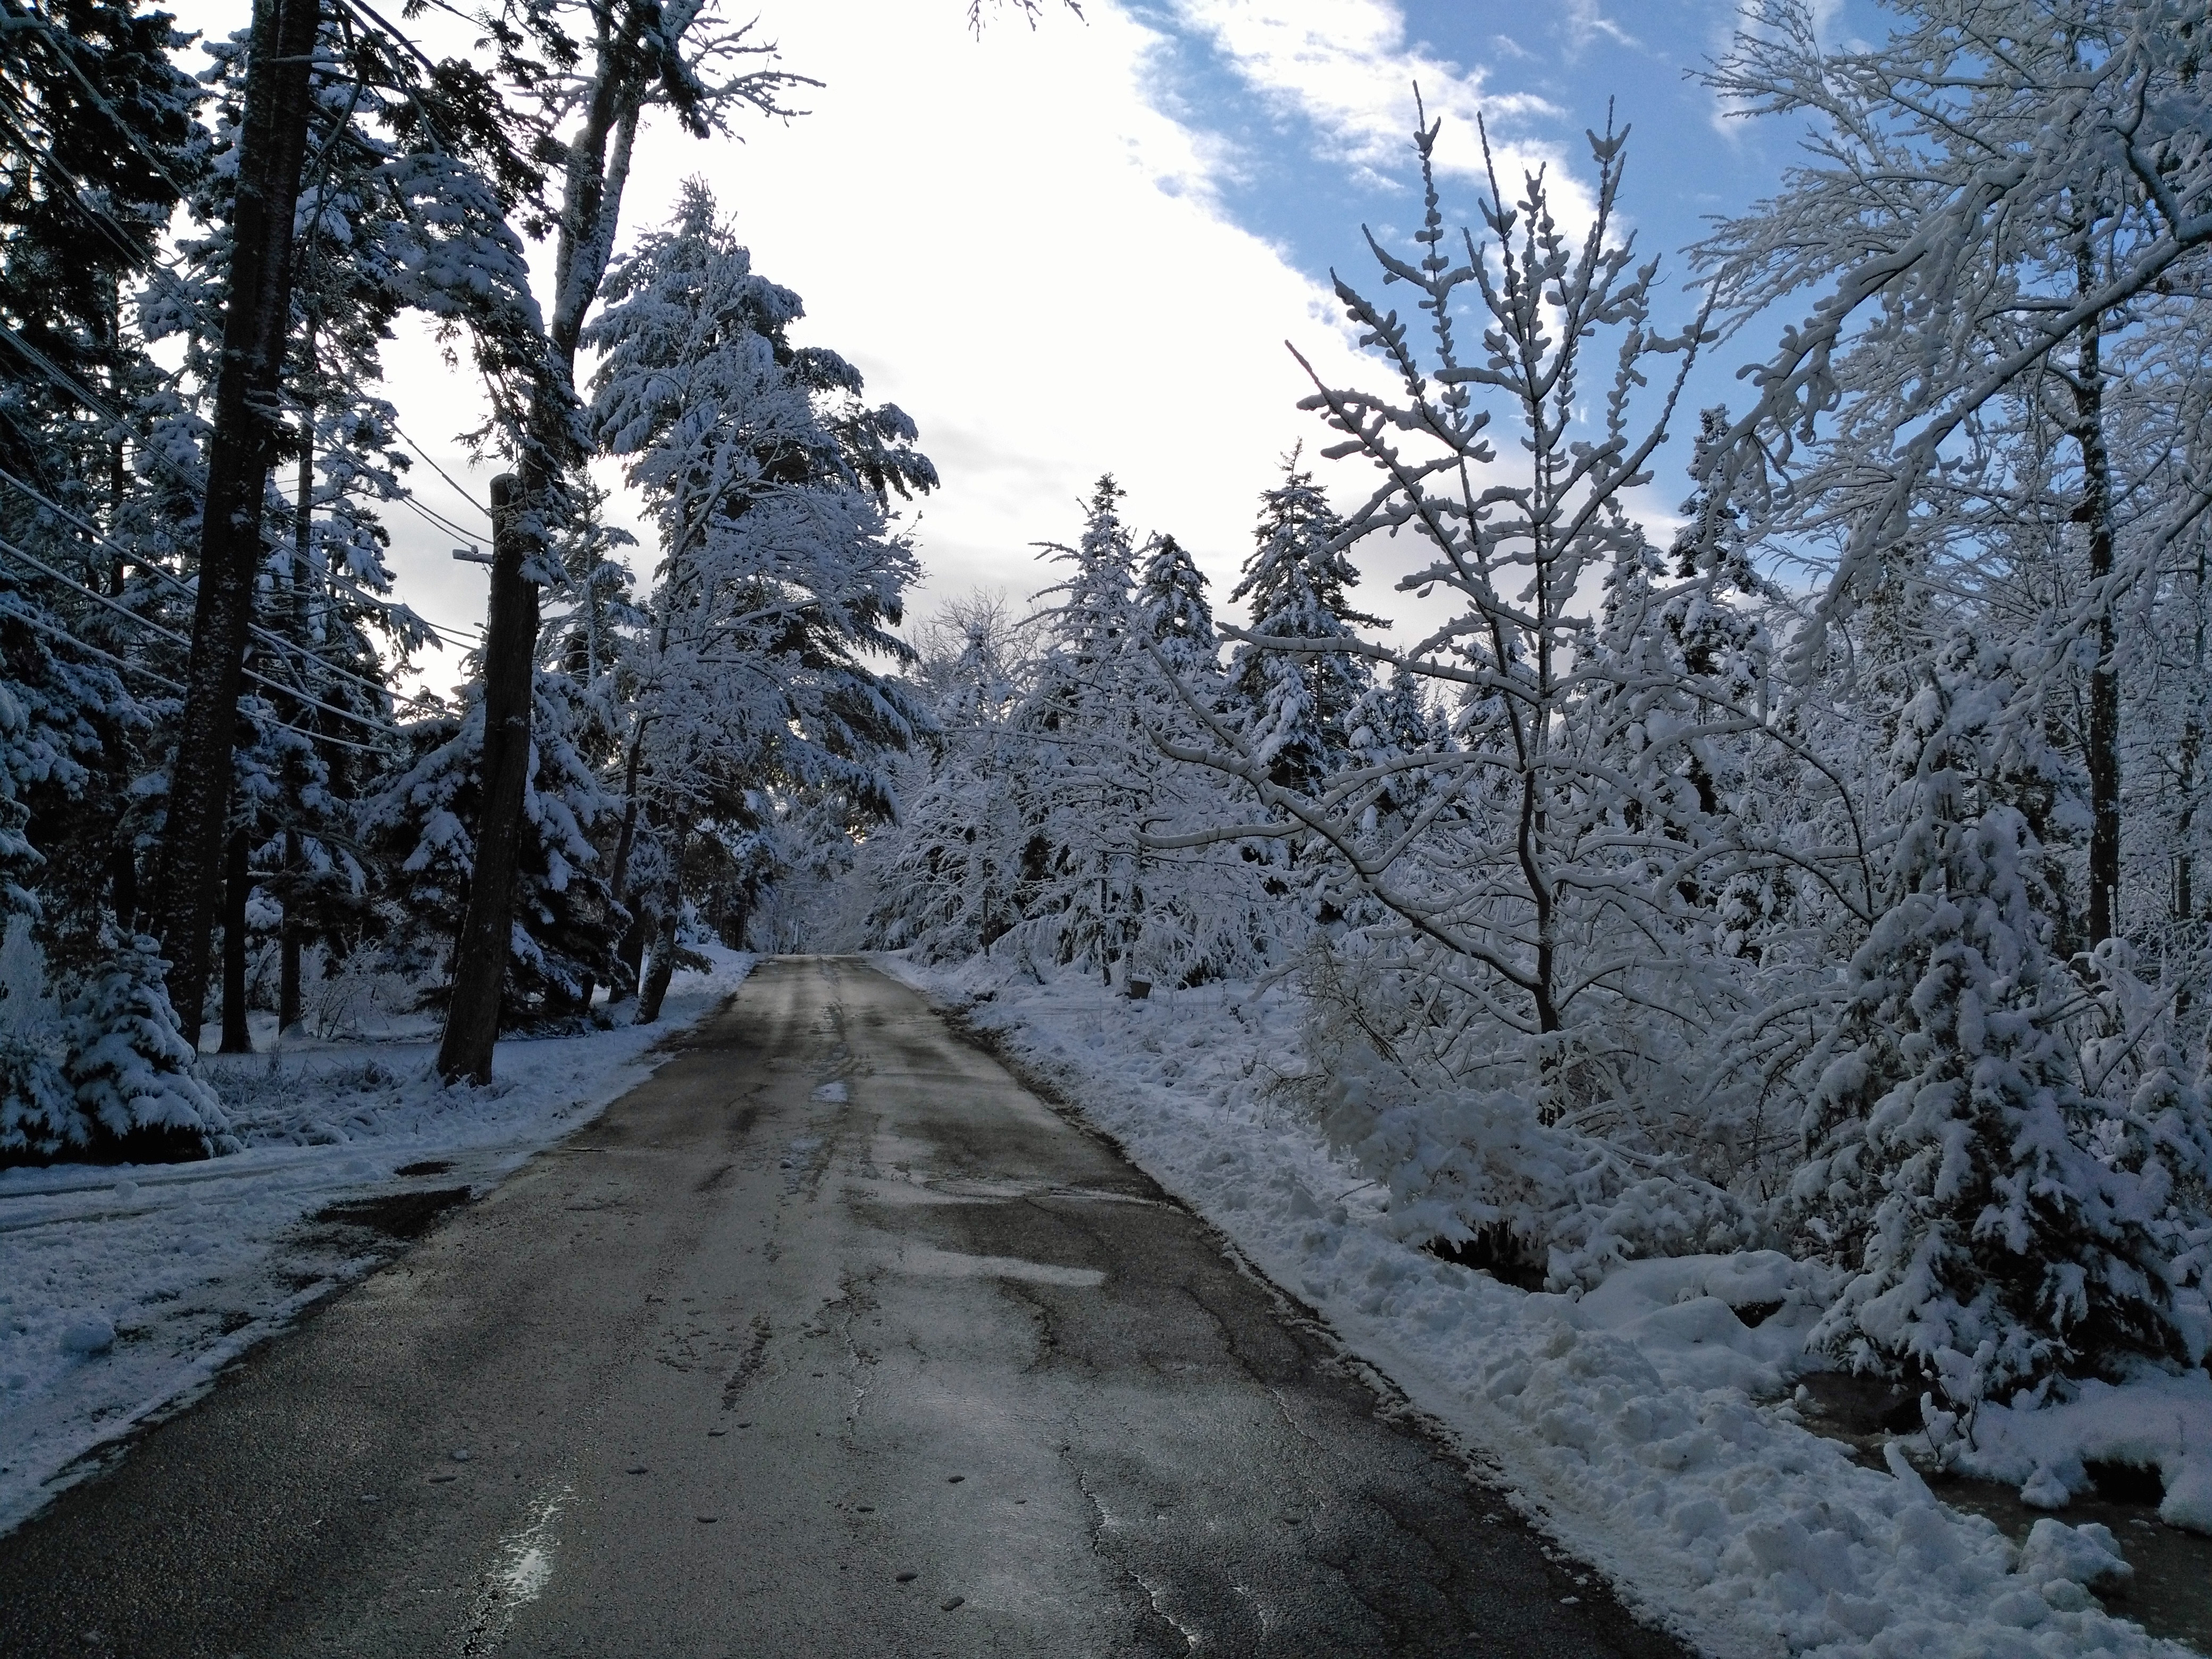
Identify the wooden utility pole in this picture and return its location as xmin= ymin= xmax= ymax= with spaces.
xmin=437 ymin=475 xmax=540 ymax=1083
xmin=152 ymin=0 xmax=321 ymax=1038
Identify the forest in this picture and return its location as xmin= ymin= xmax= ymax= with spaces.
xmin=3 ymin=0 xmax=2211 ymax=1440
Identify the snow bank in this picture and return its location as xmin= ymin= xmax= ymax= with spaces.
xmin=888 ymin=955 xmax=2197 ymax=1659
xmin=1954 ymin=1368 xmax=2212 ymax=1536
xmin=0 ymin=950 xmax=751 ymax=1536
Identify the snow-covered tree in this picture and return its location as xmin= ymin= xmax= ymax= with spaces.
xmin=363 ymin=672 xmax=623 ymax=1022
xmin=585 ymin=181 xmax=933 ymax=1013
xmin=995 ymin=476 xmax=1149 ymax=981
xmin=1798 ymin=631 xmax=2212 ymax=1409
xmin=1697 ymin=0 xmax=2212 ymax=956
xmin=873 ymin=594 xmax=1029 ymax=962
xmin=60 ymin=931 xmax=228 ymax=1160
xmin=1229 ymin=454 xmax=1381 ymax=799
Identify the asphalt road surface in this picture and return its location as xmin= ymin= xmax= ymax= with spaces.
xmin=0 ymin=958 xmax=1689 ymax=1659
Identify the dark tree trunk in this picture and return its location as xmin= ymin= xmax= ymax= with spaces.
xmin=279 ymin=827 xmax=303 ymax=1034
xmin=437 ymin=11 xmax=677 ymax=1076
xmin=281 ymin=362 xmax=312 ymax=1039
xmin=150 ymin=0 xmax=321 ymax=1035
xmin=607 ymin=725 xmax=650 ymax=992
xmin=109 ymin=844 xmax=138 ymax=936
xmin=635 ymin=904 xmax=680 ymax=1026
xmin=2074 ymin=247 xmax=2121 ymax=950
xmin=220 ymin=828 xmax=252 ymax=1054
xmin=437 ymin=475 xmax=539 ymax=1083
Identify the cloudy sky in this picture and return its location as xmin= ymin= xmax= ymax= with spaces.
xmin=183 ymin=0 xmax=1872 ymax=680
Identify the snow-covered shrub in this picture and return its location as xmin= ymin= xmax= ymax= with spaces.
xmin=0 ymin=1034 xmax=76 ymax=1163
xmin=60 ymin=932 xmax=228 ymax=1160
xmin=1797 ymin=655 xmax=2212 ymax=1407
xmin=1295 ymin=939 xmax=1766 ymax=1287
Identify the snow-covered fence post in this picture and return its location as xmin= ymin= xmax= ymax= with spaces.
xmin=438 ymin=475 xmax=539 ymax=1084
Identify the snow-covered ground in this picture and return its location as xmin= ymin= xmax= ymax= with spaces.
xmin=883 ymin=952 xmax=2203 ymax=1659
xmin=0 ymin=950 xmax=752 ymax=1536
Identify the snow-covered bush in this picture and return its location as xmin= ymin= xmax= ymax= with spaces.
xmin=1797 ymin=644 xmax=2212 ymax=1409
xmin=58 ymin=932 xmax=229 ymax=1160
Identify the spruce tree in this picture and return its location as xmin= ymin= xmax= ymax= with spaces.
xmin=1229 ymin=455 xmax=1381 ymax=798
xmin=1800 ymin=630 xmax=2212 ymax=1409
xmin=584 ymin=181 xmax=933 ymax=1013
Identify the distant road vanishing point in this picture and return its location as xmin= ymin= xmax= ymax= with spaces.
xmin=0 ymin=957 xmax=1688 ymax=1658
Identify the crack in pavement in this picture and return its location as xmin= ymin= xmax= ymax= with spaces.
xmin=1061 ymin=1444 xmax=1197 ymax=1653
xmin=720 ymin=1314 xmax=773 ymax=1409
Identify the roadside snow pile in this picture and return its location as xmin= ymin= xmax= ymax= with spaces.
xmin=887 ymin=954 xmax=2199 ymax=1659
xmin=1954 ymin=1369 xmax=2212 ymax=1535
xmin=0 ymin=949 xmax=751 ymax=1536
xmin=1570 ymin=1252 xmax=1837 ymax=1399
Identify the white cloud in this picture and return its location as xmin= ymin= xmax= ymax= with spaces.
xmin=160 ymin=0 xmax=1586 ymax=674
xmin=170 ymin=0 xmax=1394 ymax=673
xmin=596 ymin=0 xmax=1380 ymax=625
xmin=1162 ymin=0 xmax=1590 ymax=222
xmin=1562 ymin=0 xmax=1639 ymax=57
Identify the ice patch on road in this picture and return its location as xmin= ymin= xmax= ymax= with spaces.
xmin=894 ymin=1245 xmax=1104 ymax=1288
xmin=813 ymin=1081 xmax=849 ymax=1103
xmin=462 ymin=1480 xmax=569 ymax=1655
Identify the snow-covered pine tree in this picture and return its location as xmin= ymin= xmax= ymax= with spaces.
xmin=873 ymin=597 xmax=1028 ymax=962
xmin=1120 ymin=529 xmax=1279 ymax=985
xmin=1228 ymin=454 xmax=1381 ymax=801
xmin=363 ymin=669 xmax=623 ymax=1024
xmin=1136 ymin=533 xmax=1219 ymax=686
xmin=1003 ymin=475 xmax=1146 ymax=981
xmin=1799 ymin=629 xmax=2212 ymax=1411
xmin=139 ymin=21 xmax=490 ymax=1046
xmin=0 ymin=0 xmax=245 ymax=1159
xmin=60 ymin=930 xmax=228 ymax=1160
xmin=585 ymin=181 xmax=933 ymax=1008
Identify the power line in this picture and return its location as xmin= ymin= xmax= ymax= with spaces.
xmin=0 ymin=465 xmax=424 ymax=708
xmin=0 ymin=576 xmax=395 ymax=756
xmin=0 ymin=533 xmax=402 ymax=738
xmin=0 ymin=320 xmax=484 ymax=651
xmin=0 ymin=594 xmax=186 ymax=696
xmin=386 ymin=415 xmax=492 ymax=519
xmin=395 ymin=488 xmax=490 ymax=551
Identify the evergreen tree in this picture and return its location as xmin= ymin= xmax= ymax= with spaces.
xmin=874 ymin=602 xmax=1027 ymax=962
xmin=1004 ymin=476 xmax=1145 ymax=979
xmin=1800 ymin=631 xmax=2212 ymax=1409
xmin=585 ymin=181 xmax=933 ymax=1016
xmin=60 ymin=930 xmax=228 ymax=1159
xmin=363 ymin=671 xmax=623 ymax=1023
xmin=1229 ymin=454 xmax=1381 ymax=797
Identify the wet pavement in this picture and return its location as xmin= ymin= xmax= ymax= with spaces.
xmin=0 ymin=957 xmax=1688 ymax=1658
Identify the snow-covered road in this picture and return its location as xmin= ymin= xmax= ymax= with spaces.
xmin=0 ymin=957 xmax=1685 ymax=1657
